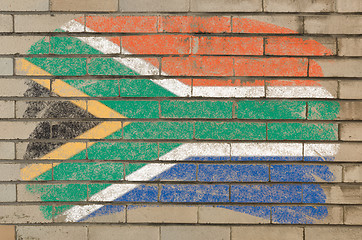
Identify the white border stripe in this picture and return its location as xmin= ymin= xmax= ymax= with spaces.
xmin=266 ymin=86 xmax=333 ymax=98
xmin=193 ymin=86 xmax=265 ymax=98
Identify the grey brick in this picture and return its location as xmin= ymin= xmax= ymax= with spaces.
xmin=344 ymin=165 xmax=362 ymax=182
xmin=0 ymin=58 xmax=13 ymax=76
xmin=120 ymin=0 xmax=189 ymax=12
xmin=341 ymin=123 xmax=362 ymax=141
xmin=0 ymin=142 xmax=15 ymax=160
xmin=0 ymin=15 xmax=13 ymax=32
xmin=51 ymin=0 xmax=118 ymax=12
xmin=305 ymin=16 xmax=362 ymax=34
xmin=0 ymin=0 xmax=49 ymax=11
xmin=0 ymin=101 xmax=15 ymax=118
xmin=0 ymin=79 xmax=37 ymax=97
xmin=15 ymin=14 xmax=83 ymax=32
xmin=161 ymin=226 xmax=230 ymax=240
xmin=89 ymin=226 xmax=159 ymax=240
xmin=337 ymin=0 xmax=362 ymax=12
xmin=190 ymin=0 xmax=262 ymax=12
xmin=127 ymin=206 xmax=197 ymax=223
xmin=0 ymin=36 xmax=48 ymax=54
xmin=264 ymin=0 xmax=335 ymax=12
xmin=17 ymin=226 xmax=87 ymax=239
xmin=0 ymin=164 xmax=20 ymax=181
xmin=305 ymin=227 xmax=362 ymax=240
xmin=338 ymin=38 xmax=362 ymax=56
xmin=232 ymin=226 xmax=303 ymax=240
xmin=0 ymin=205 xmax=50 ymax=223
xmin=0 ymin=121 xmax=39 ymax=139
xmin=310 ymin=59 xmax=362 ymax=77
xmin=340 ymin=80 xmax=362 ymax=99
xmin=344 ymin=206 xmax=362 ymax=224
xmin=0 ymin=184 xmax=16 ymax=202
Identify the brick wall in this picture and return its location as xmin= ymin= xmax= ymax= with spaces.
xmin=0 ymin=0 xmax=361 ymax=240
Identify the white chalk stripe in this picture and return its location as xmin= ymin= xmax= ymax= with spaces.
xmin=192 ymin=86 xmax=265 ymax=98
xmin=231 ymin=143 xmax=303 ymax=156
xmin=266 ymin=86 xmax=333 ymax=98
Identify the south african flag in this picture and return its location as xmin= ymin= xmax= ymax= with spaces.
xmin=19 ymin=16 xmax=340 ymax=224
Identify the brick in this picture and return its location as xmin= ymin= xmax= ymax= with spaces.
xmin=199 ymin=206 xmax=270 ymax=224
xmin=0 ymin=79 xmax=47 ymax=97
xmin=272 ymin=206 xmax=342 ymax=224
xmin=89 ymin=226 xmax=159 ymax=240
xmin=0 ymin=36 xmax=49 ymax=54
xmin=161 ymin=226 xmax=230 ymax=240
xmin=337 ymin=0 xmax=362 ymax=12
xmin=265 ymin=79 xmax=338 ymax=99
xmin=51 ymin=0 xmax=118 ymax=11
xmin=0 ymin=15 xmax=13 ymax=32
xmin=0 ymin=164 xmax=20 ymax=181
xmin=305 ymin=16 xmax=362 ymax=34
xmin=308 ymin=101 xmax=362 ymax=120
xmin=264 ymin=0 xmax=334 ymax=12
xmin=162 ymin=56 xmax=233 ymax=76
xmin=15 ymin=15 xmax=83 ymax=32
xmin=161 ymin=100 xmax=232 ymax=119
xmin=190 ymin=0 xmax=262 ymax=12
xmin=0 ymin=205 xmax=50 ymax=223
xmin=0 ymin=58 xmax=13 ymax=76
xmin=345 ymin=206 xmax=362 ymax=224
xmin=268 ymin=123 xmax=338 ymax=141
xmin=127 ymin=205 xmax=197 ymax=223
xmin=0 ymin=0 xmax=49 ymax=11
xmin=195 ymin=122 xmax=266 ymax=140
xmin=341 ymin=123 xmax=362 ymax=141
xmin=305 ymin=227 xmax=362 ymax=240
xmin=88 ymin=57 xmax=158 ymax=76
xmin=0 ymin=184 xmax=16 ymax=202
xmin=122 ymin=35 xmax=191 ymax=55
xmin=265 ymin=37 xmax=336 ymax=56
xmin=0 ymin=225 xmax=15 ymax=240
xmin=344 ymin=165 xmax=362 ymax=182
xmin=120 ymin=0 xmax=189 ymax=12
xmin=310 ymin=59 xmax=362 ymax=77
xmin=238 ymin=100 xmax=306 ymax=119
xmin=0 ymin=101 xmax=15 ymax=118
xmin=304 ymin=185 xmax=362 ymax=204
xmin=86 ymin=16 xmax=157 ymax=33
xmin=232 ymin=16 xmax=302 ymax=34
xmin=340 ymin=80 xmax=362 ymax=99
xmin=271 ymin=164 xmax=342 ymax=182
xmin=17 ymin=226 xmax=87 ymax=239
xmin=305 ymin=143 xmax=362 ymax=162
xmin=0 ymin=122 xmax=40 ymax=139
xmin=0 ymin=142 xmax=15 ymax=160
xmin=338 ymin=38 xmax=362 ymax=56
xmin=192 ymin=36 xmax=263 ymax=55
xmin=232 ymin=226 xmax=303 ymax=240
xmin=159 ymin=16 xmax=231 ymax=33
xmin=18 ymin=183 xmax=87 ymax=202
xmin=235 ymin=57 xmax=308 ymax=77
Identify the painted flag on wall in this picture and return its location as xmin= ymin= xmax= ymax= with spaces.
xmin=18 ymin=16 xmax=340 ymax=224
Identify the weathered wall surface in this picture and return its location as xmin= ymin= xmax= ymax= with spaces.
xmin=0 ymin=0 xmax=361 ymax=239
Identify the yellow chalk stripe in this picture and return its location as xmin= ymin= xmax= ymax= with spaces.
xmin=18 ymin=60 xmax=125 ymax=180
xmin=21 ymin=163 xmax=53 ymax=181
xmin=16 ymin=59 xmax=52 ymax=76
